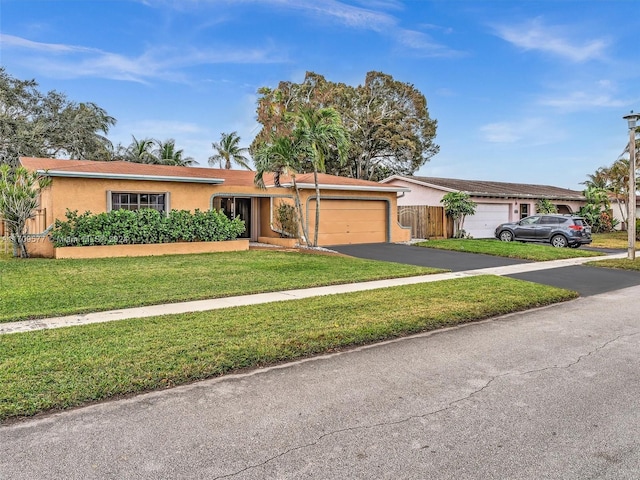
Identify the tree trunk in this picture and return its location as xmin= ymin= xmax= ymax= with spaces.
xmin=292 ymin=177 xmax=311 ymax=247
xmin=313 ymin=168 xmax=321 ymax=247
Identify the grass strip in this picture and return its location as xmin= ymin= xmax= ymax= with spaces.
xmin=0 ymin=250 xmax=443 ymax=323
xmin=416 ymin=238 xmax=603 ymax=261
xmin=585 ymin=258 xmax=640 ymax=271
xmin=0 ymin=275 xmax=577 ymax=422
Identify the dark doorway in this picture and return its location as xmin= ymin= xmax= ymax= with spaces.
xmin=214 ymin=196 xmax=251 ymax=239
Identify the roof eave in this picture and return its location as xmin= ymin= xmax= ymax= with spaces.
xmin=280 ymin=182 xmax=410 ymax=193
xmin=469 ymin=192 xmax=585 ymax=201
xmin=39 ymin=170 xmax=225 ymax=184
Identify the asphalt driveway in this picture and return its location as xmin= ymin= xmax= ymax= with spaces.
xmin=331 ymin=242 xmax=529 ymax=271
xmin=331 ymin=243 xmax=640 ymax=297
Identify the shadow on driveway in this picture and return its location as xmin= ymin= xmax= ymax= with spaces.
xmin=331 ymin=243 xmax=640 ymax=297
xmin=330 ymin=242 xmax=529 ymax=272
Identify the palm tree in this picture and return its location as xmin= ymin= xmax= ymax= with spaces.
xmin=608 ymin=158 xmax=632 ymax=226
xmin=293 ymin=107 xmax=350 ymax=246
xmin=154 ymin=139 xmax=196 ymax=166
xmin=582 ymin=167 xmax=610 ymax=190
xmin=253 ymin=136 xmax=311 ymax=244
xmin=209 ymin=132 xmax=251 ymax=169
xmin=124 ymin=136 xmax=156 ymax=164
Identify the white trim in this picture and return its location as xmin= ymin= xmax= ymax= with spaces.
xmin=38 ymin=170 xmax=225 ymax=184
xmin=380 ymin=175 xmax=457 ymax=193
xmin=278 ymin=182 xmax=410 ymax=193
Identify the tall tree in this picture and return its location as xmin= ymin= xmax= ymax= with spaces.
xmin=122 ymin=136 xmax=156 ymax=163
xmin=153 ymin=139 xmax=196 ymax=166
xmin=209 ymin=132 xmax=251 ymax=169
xmin=584 ymin=156 xmax=638 ymax=228
xmin=252 ymin=71 xmax=438 ymax=181
xmin=0 ymin=68 xmax=115 ymax=165
xmin=293 ymin=107 xmax=349 ymax=246
xmin=253 ymin=135 xmax=311 ymax=245
xmin=440 ymin=192 xmax=477 ymax=238
xmin=0 ymin=164 xmax=51 ymax=257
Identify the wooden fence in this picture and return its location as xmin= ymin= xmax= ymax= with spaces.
xmin=1 ymin=209 xmax=47 ymax=237
xmin=398 ymin=205 xmax=451 ymax=239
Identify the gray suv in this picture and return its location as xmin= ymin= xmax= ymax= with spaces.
xmin=495 ymin=214 xmax=592 ymax=248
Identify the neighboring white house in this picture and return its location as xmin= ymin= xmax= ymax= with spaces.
xmin=610 ymin=195 xmax=640 ymax=230
xmin=381 ymin=175 xmax=587 ymax=238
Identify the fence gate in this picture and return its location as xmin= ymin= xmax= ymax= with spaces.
xmin=398 ymin=205 xmax=448 ymax=239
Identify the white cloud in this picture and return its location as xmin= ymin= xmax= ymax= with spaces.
xmin=493 ymin=18 xmax=609 ymax=62
xmin=0 ymin=34 xmax=99 ymax=54
xmin=539 ymin=91 xmax=626 ymax=111
xmin=148 ymin=0 xmax=462 ymax=57
xmin=393 ymin=29 xmax=462 ymax=57
xmin=480 ymin=122 xmax=521 ymax=144
xmin=537 ymin=80 xmax=630 ymax=112
xmin=0 ymin=34 xmax=285 ymax=83
xmin=479 ymin=118 xmax=566 ymax=145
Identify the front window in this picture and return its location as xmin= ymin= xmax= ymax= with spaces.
xmin=111 ymin=192 xmax=166 ymax=213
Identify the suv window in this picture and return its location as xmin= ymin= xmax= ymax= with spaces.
xmin=542 ymin=216 xmax=567 ymax=225
xmin=573 ymin=218 xmax=585 ymax=226
xmin=520 ymin=216 xmax=540 ymax=225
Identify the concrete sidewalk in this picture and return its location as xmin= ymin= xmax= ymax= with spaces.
xmin=1 ymin=252 xmax=628 ymax=335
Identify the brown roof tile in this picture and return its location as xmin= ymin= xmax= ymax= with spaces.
xmin=20 ymin=158 xmax=405 ymax=191
xmin=394 ymin=175 xmax=585 ymax=200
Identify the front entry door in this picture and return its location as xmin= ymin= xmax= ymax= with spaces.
xmin=234 ymin=198 xmax=251 ymax=239
xmin=215 ymin=197 xmax=251 ymax=239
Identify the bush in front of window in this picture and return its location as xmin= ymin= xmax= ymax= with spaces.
xmin=50 ymin=208 xmax=245 ymax=247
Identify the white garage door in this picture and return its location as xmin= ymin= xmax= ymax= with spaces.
xmin=463 ymin=203 xmax=510 ymax=239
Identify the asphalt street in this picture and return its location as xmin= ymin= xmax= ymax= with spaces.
xmin=332 ymin=243 xmax=640 ymax=296
xmin=2 ymin=284 xmax=640 ymax=479
xmin=3 ymin=243 xmax=640 ymax=479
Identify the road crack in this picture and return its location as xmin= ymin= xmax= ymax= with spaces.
xmin=213 ymin=331 xmax=640 ymax=479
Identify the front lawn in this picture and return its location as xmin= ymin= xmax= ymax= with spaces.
xmin=590 ymin=231 xmax=633 ymax=250
xmin=0 ymin=275 xmax=577 ymax=421
xmin=415 ymin=238 xmax=604 ymax=261
xmin=0 ymin=250 xmax=443 ymax=322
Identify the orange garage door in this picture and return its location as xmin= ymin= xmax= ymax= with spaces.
xmin=308 ymin=199 xmax=388 ymax=246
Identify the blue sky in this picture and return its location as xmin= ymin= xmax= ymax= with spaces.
xmin=1 ymin=0 xmax=638 ymax=190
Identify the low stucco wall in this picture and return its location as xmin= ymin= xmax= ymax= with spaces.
xmin=257 ymin=236 xmax=298 ymax=248
xmin=53 ymin=239 xmax=249 ymax=259
xmin=23 ymin=235 xmax=55 ymax=258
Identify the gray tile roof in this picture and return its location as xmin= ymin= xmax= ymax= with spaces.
xmin=398 ymin=175 xmax=585 ymax=200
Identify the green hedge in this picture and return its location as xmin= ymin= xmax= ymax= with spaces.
xmin=50 ymin=208 xmax=246 ymax=247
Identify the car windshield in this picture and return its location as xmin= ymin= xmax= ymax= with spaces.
xmin=573 ymin=219 xmax=586 ymax=226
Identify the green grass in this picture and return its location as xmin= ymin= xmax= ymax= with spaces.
xmin=585 ymin=257 xmax=640 ymax=271
xmin=0 ymin=237 xmax=10 ymax=261
xmin=0 ymin=275 xmax=577 ymax=422
xmin=415 ymin=238 xmax=604 ymax=261
xmin=590 ymin=231 xmax=633 ymax=250
xmin=0 ymin=250 xmax=444 ymax=323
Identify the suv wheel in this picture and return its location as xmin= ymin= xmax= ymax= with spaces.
xmin=499 ymin=230 xmax=513 ymax=242
xmin=551 ymin=235 xmax=568 ymax=248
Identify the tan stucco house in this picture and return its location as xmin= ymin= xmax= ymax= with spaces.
xmin=20 ymin=157 xmax=410 ymax=257
xmin=381 ymin=175 xmax=587 ymax=239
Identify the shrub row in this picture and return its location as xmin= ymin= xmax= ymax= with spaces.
xmin=50 ymin=208 xmax=246 ymax=247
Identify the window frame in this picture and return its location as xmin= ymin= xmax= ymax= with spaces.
xmin=107 ymin=191 xmax=170 ymax=214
